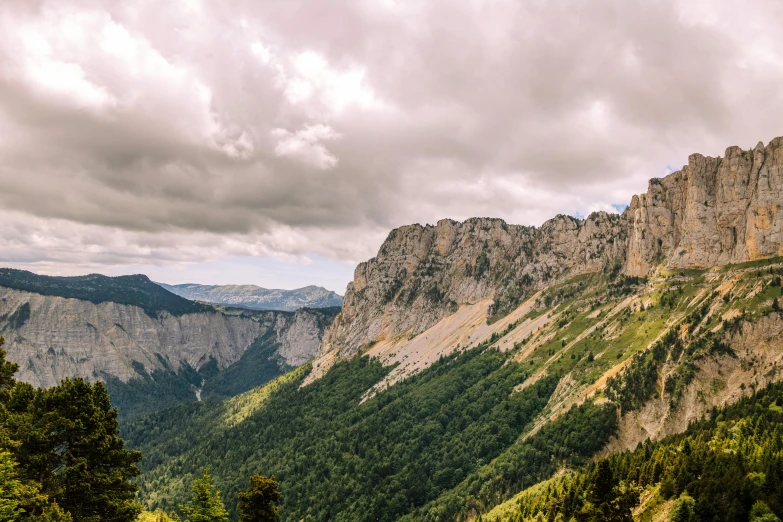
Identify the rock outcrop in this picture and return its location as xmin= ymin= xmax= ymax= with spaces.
xmin=624 ymin=138 xmax=783 ymax=275
xmin=324 ymin=213 xmax=627 ymax=355
xmin=325 ymin=137 xmax=783 ymax=357
xmin=274 ymin=308 xmax=336 ymax=366
xmin=0 ymin=286 xmax=331 ymax=388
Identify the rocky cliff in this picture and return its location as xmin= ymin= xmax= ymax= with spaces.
xmin=325 ymin=137 xmax=783 ymax=357
xmin=624 ymin=138 xmax=783 ymax=274
xmin=324 ymin=213 xmax=627 ymax=355
xmin=0 ymin=286 xmax=332 ymax=389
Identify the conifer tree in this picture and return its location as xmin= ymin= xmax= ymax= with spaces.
xmin=180 ymin=469 xmax=229 ymax=522
xmin=1 ymin=336 xmax=140 ymax=522
xmin=0 ymin=450 xmax=23 ymax=521
xmin=237 ymin=474 xmax=281 ymax=522
xmin=669 ymin=492 xmax=695 ymax=522
xmin=5 ymin=378 xmax=142 ymax=521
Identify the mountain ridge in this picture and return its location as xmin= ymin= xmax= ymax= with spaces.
xmin=121 ymin=135 xmax=783 ymax=521
xmin=158 ymin=282 xmax=343 ymax=311
xmin=0 ymin=271 xmax=340 ymax=417
xmin=0 ymin=268 xmax=210 ymax=317
xmin=323 ymin=137 xmax=783 ymax=359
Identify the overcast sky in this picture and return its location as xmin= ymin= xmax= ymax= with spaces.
xmin=0 ymin=0 xmax=782 ymax=293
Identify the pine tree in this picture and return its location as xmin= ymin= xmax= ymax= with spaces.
xmin=0 ymin=450 xmax=23 ymax=521
xmin=750 ymin=501 xmax=781 ymax=522
xmin=180 ymin=469 xmax=229 ymax=522
xmin=3 ymin=378 xmax=141 ymax=521
xmin=237 ymin=474 xmax=281 ymax=522
xmin=669 ymin=492 xmax=695 ymax=522
xmin=588 ymin=461 xmax=614 ymax=505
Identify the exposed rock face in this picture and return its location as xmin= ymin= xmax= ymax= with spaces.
xmin=624 ymin=138 xmax=783 ymax=275
xmin=325 ymin=213 xmax=627 ymax=355
xmin=274 ymin=308 xmax=334 ymax=366
xmin=0 ymin=287 xmax=330 ymax=388
xmin=325 ymin=137 xmax=783 ymax=356
xmin=607 ymin=312 xmax=783 ymax=452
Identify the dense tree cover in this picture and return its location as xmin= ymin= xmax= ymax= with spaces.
xmin=124 ymin=347 xmax=573 ymax=521
xmin=498 ymin=381 xmax=783 ymax=522
xmin=0 ymin=337 xmax=142 ymax=521
xmin=201 ymin=330 xmax=292 ymax=400
xmin=406 ymin=402 xmax=619 ymax=521
xmin=138 ymin=472 xmax=280 ymax=522
xmin=0 ymin=269 xmax=211 ymax=317
xmin=106 ymin=366 xmax=206 ymax=420
xmin=237 ymin=474 xmax=281 ymax=522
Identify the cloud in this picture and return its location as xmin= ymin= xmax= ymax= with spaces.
xmin=272 ymin=124 xmax=342 ymax=170
xmin=0 ymin=0 xmax=782 ymax=289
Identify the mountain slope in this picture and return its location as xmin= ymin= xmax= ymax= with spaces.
xmin=124 ymin=136 xmax=783 ymax=521
xmin=324 ymin=138 xmax=783 ymax=359
xmin=0 ymin=271 xmax=339 ymax=417
xmin=483 ymin=381 xmax=783 ymax=522
xmin=125 ymin=258 xmax=783 ymax=521
xmin=158 ymin=283 xmax=343 ymax=311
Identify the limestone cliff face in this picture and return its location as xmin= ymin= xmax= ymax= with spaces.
xmin=274 ymin=308 xmax=335 ymax=366
xmin=624 ymin=138 xmax=783 ymax=275
xmin=0 ymin=287 xmax=330 ymax=388
xmin=325 ymin=136 xmax=783 ymax=356
xmin=325 ymin=212 xmax=626 ymax=355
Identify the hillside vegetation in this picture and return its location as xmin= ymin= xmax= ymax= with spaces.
xmin=123 ymin=256 xmax=783 ymax=521
xmin=0 ymin=269 xmax=210 ymax=317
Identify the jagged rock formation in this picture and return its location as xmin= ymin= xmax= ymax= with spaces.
xmin=0 ymin=286 xmax=331 ymax=388
xmin=325 ymin=137 xmax=783 ymax=357
xmin=158 ymin=283 xmax=342 ymax=311
xmin=325 ymin=214 xmax=627 ymax=355
xmin=624 ymin=138 xmax=783 ymax=275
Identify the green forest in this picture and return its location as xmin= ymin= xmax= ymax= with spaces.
xmin=120 ymin=342 xmax=619 ymax=521
xmin=0 ymin=269 xmax=211 ymax=317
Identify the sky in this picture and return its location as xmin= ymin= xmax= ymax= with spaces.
xmin=0 ymin=0 xmax=782 ymax=294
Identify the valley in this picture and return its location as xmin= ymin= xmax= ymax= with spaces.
xmin=0 ymin=269 xmax=339 ymax=417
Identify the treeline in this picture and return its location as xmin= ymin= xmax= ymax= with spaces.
xmin=496 ymin=381 xmax=783 ymax=522
xmin=0 ymin=269 xmax=210 ymax=317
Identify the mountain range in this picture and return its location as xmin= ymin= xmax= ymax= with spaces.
xmin=123 ymin=136 xmax=783 ymax=521
xmin=2 ymin=138 xmax=783 ymax=521
xmin=157 ymin=282 xmax=343 ymax=311
xmin=0 ymin=268 xmax=339 ymax=417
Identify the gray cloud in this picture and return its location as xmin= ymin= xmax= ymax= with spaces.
xmin=0 ymin=0 xmax=782 ymax=275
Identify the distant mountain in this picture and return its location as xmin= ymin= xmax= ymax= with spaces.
xmin=0 ymin=268 xmax=339 ymax=418
xmin=0 ymin=268 xmax=210 ymax=317
xmin=157 ymin=283 xmax=343 ymax=311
